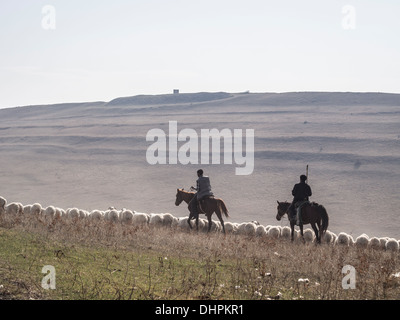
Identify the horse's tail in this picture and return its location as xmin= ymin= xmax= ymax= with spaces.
xmin=217 ymin=199 xmax=229 ymax=218
xmin=319 ymin=205 xmax=329 ymax=238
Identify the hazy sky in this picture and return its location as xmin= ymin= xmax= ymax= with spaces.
xmin=1 ymin=0 xmax=399 ymax=108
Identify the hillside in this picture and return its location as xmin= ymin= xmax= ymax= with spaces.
xmin=0 ymin=92 xmax=399 ymax=239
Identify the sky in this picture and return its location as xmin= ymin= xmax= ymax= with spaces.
xmin=0 ymin=0 xmax=399 ymax=108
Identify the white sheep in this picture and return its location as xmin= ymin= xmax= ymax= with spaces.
xmin=302 ymin=228 xmax=315 ymax=243
xmin=177 ymin=217 xmax=190 ymax=231
xmin=23 ymin=205 xmax=32 ymax=215
xmin=149 ymin=213 xmax=164 ymax=227
xmin=267 ymin=226 xmax=281 ymax=239
xmin=236 ymin=222 xmax=256 ymax=236
xmin=5 ymin=202 xmax=24 ymax=216
xmin=201 ymin=220 xmax=220 ymax=233
xmin=385 ymin=238 xmax=399 ymax=252
xmin=54 ymin=207 xmax=63 ymax=219
xmin=66 ymin=208 xmax=80 ymax=219
xmin=200 ymin=218 xmax=210 ymax=233
xmin=161 ymin=213 xmax=174 ymax=227
xmin=89 ymin=210 xmax=103 ymax=221
xmin=44 ymin=206 xmax=57 ymax=221
xmin=0 ymin=197 xmax=6 ymax=217
xmin=79 ymin=210 xmax=89 ymax=219
xmin=132 ymin=212 xmax=149 ymax=226
xmin=368 ymin=237 xmax=381 ymax=250
xmin=244 ymin=222 xmax=256 ymax=236
xmin=280 ymin=226 xmax=291 ymax=240
xmin=355 ymin=234 xmax=369 ymax=248
xmin=104 ymin=209 xmax=119 ymax=222
xmin=335 ymin=232 xmax=351 ymax=246
xmin=224 ymin=222 xmax=237 ymax=234
xmin=172 ymin=217 xmax=179 ymax=228
xmin=379 ymin=237 xmax=389 ymax=249
xmin=255 ymin=225 xmax=267 ymax=237
xmin=120 ymin=210 xmax=134 ymax=224
xmin=322 ymin=230 xmax=336 ymax=244
xmin=30 ymin=203 xmax=42 ymax=217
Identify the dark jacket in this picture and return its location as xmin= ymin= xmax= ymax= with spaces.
xmin=196 ymin=176 xmax=214 ymax=200
xmin=292 ymin=181 xmax=312 ymax=202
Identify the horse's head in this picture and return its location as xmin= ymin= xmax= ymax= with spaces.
xmin=175 ymin=188 xmax=184 ymax=206
xmin=276 ymin=201 xmax=290 ymax=221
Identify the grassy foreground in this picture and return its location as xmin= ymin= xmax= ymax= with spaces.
xmin=0 ymin=215 xmax=400 ymax=300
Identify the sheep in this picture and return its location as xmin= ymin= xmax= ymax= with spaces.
xmin=236 ymin=222 xmax=256 ymax=236
xmin=385 ymin=238 xmax=399 ymax=252
xmin=255 ymin=225 xmax=267 ymax=237
xmin=79 ymin=210 xmax=89 ymax=219
xmin=335 ymin=232 xmax=351 ymax=246
xmin=200 ymin=218 xmax=210 ymax=233
xmin=267 ymin=226 xmax=280 ymax=239
xmin=89 ymin=210 xmax=103 ymax=221
xmin=172 ymin=217 xmax=179 ymax=228
xmin=23 ymin=205 xmax=32 ymax=215
xmin=224 ymin=221 xmax=237 ymax=234
xmin=368 ymin=237 xmax=381 ymax=250
xmin=280 ymin=226 xmax=291 ymax=240
xmin=177 ymin=217 xmax=190 ymax=231
xmin=355 ymin=234 xmax=369 ymax=248
xmin=379 ymin=237 xmax=389 ymax=249
xmin=44 ymin=206 xmax=57 ymax=221
xmin=322 ymin=230 xmax=336 ymax=244
xmin=54 ymin=207 xmax=64 ymax=219
xmin=120 ymin=210 xmax=134 ymax=224
xmin=244 ymin=222 xmax=257 ymax=236
xmin=104 ymin=209 xmax=119 ymax=222
xmin=30 ymin=203 xmax=42 ymax=217
xmin=66 ymin=208 xmax=80 ymax=219
xmin=148 ymin=213 xmax=164 ymax=228
xmin=0 ymin=197 xmax=7 ymax=214
xmin=302 ymin=228 xmax=315 ymax=243
xmin=132 ymin=212 xmax=149 ymax=226
xmin=161 ymin=213 xmax=174 ymax=227
xmin=5 ymin=202 xmax=24 ymax=216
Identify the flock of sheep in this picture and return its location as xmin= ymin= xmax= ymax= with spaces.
xmin=1 ymin=196 xmax=399 ymax=252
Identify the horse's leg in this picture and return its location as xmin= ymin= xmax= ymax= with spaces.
xmin=311 ymin=222 xmax=320 ymax=244
xmin=207 ymin=214 xmax=212 ymax=233
xmin=196 ymin=215 xmax=199 ymax=231
xmin=300 ymin=223 xmax=305 ymax=243
xmin=290 ymin=221 xmax=295 ymax=242
xmin=187 ymin=212 xmax=193 ymax=229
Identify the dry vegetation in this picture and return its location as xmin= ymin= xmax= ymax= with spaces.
xmin=1 ymin=213 xmax=400 ymax=300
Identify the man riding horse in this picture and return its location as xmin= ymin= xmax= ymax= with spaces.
xmin=288 ymin=174 xmax=312 ymax=225
xmin=189 ymin=169 xmax=214 ymax=218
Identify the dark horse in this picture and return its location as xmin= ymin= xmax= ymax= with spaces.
xmin=175 ymin=188 xmax=229 ymax=233
xmin=276 ymin=201 xmax=329 ymax=243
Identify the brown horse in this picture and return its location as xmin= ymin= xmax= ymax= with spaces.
xmin=175 ymin=188 xmax=229 ymax=233
xmin=276 ymin=201 xmax=329 ymax=243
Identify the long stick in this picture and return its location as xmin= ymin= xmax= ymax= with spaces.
xmin=306 ymin=165 xmax=309 ymax=184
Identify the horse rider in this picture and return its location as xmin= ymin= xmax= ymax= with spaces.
xmin=288 ymin=174 xmax=312 ymax=224
xmin=189 ymin=169 xmax=214 ymax=218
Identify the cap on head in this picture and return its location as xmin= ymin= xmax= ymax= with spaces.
xmin=300 ymin=174 xmax=307 ymax=182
